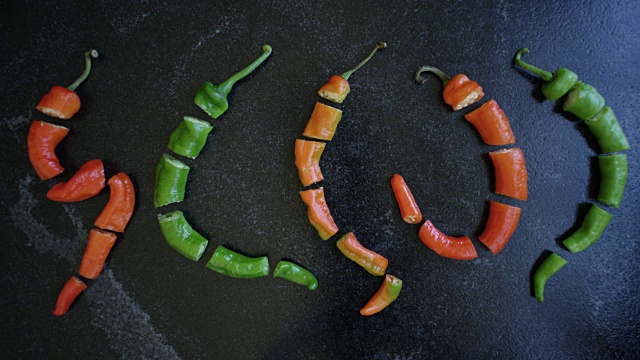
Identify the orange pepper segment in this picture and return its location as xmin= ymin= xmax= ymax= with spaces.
xmin=294 ymin=139 xmax=326 ymax=186
xmin=489 ymin=148 xmax=528 ymax=201
xmin=478 ymin=201 xmax=522 ymax=255
xmin=360 ymin=274 xmax=403 ymax=316
xmin=390 ymin=174 xmax=423 ymax=224
xmin=36 ymin=85 xmax=82 ymax=119
xmin=46 ymin=159 xmax=105 ymax=202
xmin=27 ymin=120 xmax=70 ymax=180
xmin=79 ymin=229 xmax=117 ymax=279
xmin=336 ymin=232 xmax=388 ymax=276
xmin=52 ymin=276 xmax=87 ymax=316
xmin=443 ymin=74 xmax=485 ymax=111
xmin=464 ymin=99 xmax=516 ymax=145
xmin=302 ymin=102 xmax=343 ymax=141
xmin=418 ymin=220 xmax=477 ymax=260
xmin=300 ymin=187 xmax=338 ymax=240
xmin=94 ymin=172 xmax=136 ymax=232
xmin=318 ymin=75 xmax=350 ymax=104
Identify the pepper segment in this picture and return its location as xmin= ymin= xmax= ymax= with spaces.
xmin=168 ymin=116 xmax=213 ymax=159
xmin=302 ymin=102 xmax=343 ymax=141
xmin=415 ymin=66 xmax=485 ymax=111
xmin=464 ymin=99 xmax=516 ymax=145
xmin=206 ymin=246 xmax=270 ymax=279
xmin=36 ymin=50 xmax=99 ymax=119
xmin=514 ymin=48 xmax=578 ymax=101
xmin=52 ymin=276 xmax=87 ymax=316
xmin=154 ymin=154 xmax=190 ymax=208
xmin=27 ymin=120 xmax=70 ymax=180
xmin=273 ymin=261 xmax=318 ymax=290
xmin=94 ymin=172 xmax=136 ymax=232
xmin=390 ymin=174 xmax=422 ymax=224
xmin=300 ymin=187 xmax=339 ymax=240
xmin=584 ymin=106 xmax=630 ymax=154
xmin=294 ymin=139 xmax=326 ymax=186
xmin=534 ymin=252 xmax=567 ymax=303
xmin=360 ymin=274 xmax=403 ymax=316
xmin=79 ymin=229 xmax=117 ymax=279
xmin=562 ymin=204 xmax=612 ymax=253
xmin=46 ymin=159 xmax=105 ymax=202
xmin=194 ymin=45 xmax=272 ymax=119
xmin=489 ymin=148 xmax=528 ymax=201
xmin=418 ymin=220 xmax=477 ymax=260
xmin=563 ymin=82 xmax=605 ymax=120
xmin=597 ymin=154 xmax=628 ymax=208
xmin=477 ymin=201 xmax=522 ymax=255
xmin=336 ymin=232 xmax=388 ymax=276
xmin=158 ymin=211 xmax=208 ymax=261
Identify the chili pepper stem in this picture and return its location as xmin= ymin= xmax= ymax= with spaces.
xmin=415 ymin=66 xmax=451 ymax=86
xmin=514 ymin=48 xmax=554 ymax=82
xmin=67 ymin=49 xmax=99 ymax=91
xmin=218 ymin=45 xmax=272 ymax=95
xmin=340 ymin=42 xmax=387 ymax=80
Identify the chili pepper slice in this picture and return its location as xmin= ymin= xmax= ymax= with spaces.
xmin=597 ymin=154 xmax=628 ymax=208
xmin=273 ymin=261 xmax=318 ymax=290
xmin=27 ymin=120 xmax=70 ymax=180
xmin=584 ymin=106 xmax=631 ymax=154
xmin=154 ymin=154 xmax=190 ymax=208
xmin=206 ymin=245 xmax=270 ymax=279
xmin=168 ymin=116 xmax=213 ymax=159
xmin=300 ymin=187 xmax=339 ymax=240
xmin=415 ymin=66 xmax=485 ymax=111
xmin=360 ymin=274 xmax=403 ymax=316
xmin=336 ymin=232 xmax=388 ymax=276
xmin=46 ymin=159 xmax=105 ymax=202
xmin=158 ymin=210 xmax=208 ymax=261
xmin=79 ymin=229 xmax=117 ymax=279
xmin=294 ymin=139 xmax=326 ymax=186
xmin=390 ymin=174 xmax=422 ymax=224
xmin=36 ymin=50 xmax=99 ymax=119
xmin=194 ymin=45 xmax=272 ymax=119
xmin=418 ymin=220 xmax=477 ymax=260
xmin=52 ymin=276 xmax=87 ymax=316
xmin=563 ymin=81 xmax=605 ymax=121
xmin=302 ymin=102 xmax=343 ymax=141
xmin=562 ymin=204 xmax=612 ymax=253
xmin=464 ymin=99 xmax=516 ymax=145
xmin=514 ymin=48 xmax=578 ymax=101
xmin=318 ymin=42 xmax=386 ymax=104
xmin=489 ymin=148 xmax=528 ymax=201
xmin=534 ymin=252 xmax=567 ymax=303
xmin=477 ymin=201 xmax=522 ymax=255
xmin=94 ymin=172 xmax=135 ymax=232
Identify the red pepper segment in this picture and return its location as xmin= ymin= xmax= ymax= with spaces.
xmin=300 ymin=187 xmax=339 ymax=240
xmin=390 ymin=174 xmax=422 ymax=224
xmin=478 ymin=201 xmax=522 ymax=255
xmin=79 ymin=229 xmax=117 ymax=279
xmin=464 ymin=99 xmax=516 ymax=145
xmin=418 ymin=220 xmax=477 ymax=260
xmin=52 ymin=276 xmax=87 ymax=316
xmin=302 ymin=102 xmax=343 ymax=141
xmin=336 ymin=232 xmax=388 ymax=276
xmin=360 ymin=274 xmax=403 ymax=316
xmin=94 ymin=172 xmax=135 ymax=232
xmin=318 ymin=75 xmax=350 ymax=104
xmin=46 ymin=159 xmax=105 ymax=202
xmin=294 ymin=139 xmax=326 ymax=186
xmin=489 ymin=148 xmax=529 ymax=201
xmin=444 ymin=74 xmax=485 ymax=111
xmin=27 ymin=120 xmax=70 ymax=180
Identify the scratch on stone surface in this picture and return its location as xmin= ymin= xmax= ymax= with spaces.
xmin=2 ymin=115 xmax=30 ymax=142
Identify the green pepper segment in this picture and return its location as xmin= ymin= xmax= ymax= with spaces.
xmin=154 ymin=154 xmax=190 ymax=208
xmin=514 ymin=48 xmax=578 ymax=101
xmin=158 ymin=211 xmax=208 ymax=261
xmin=168 ymin=116 xmax=213 ymax=159
xmin=273 ymin=261 xmax=318 ymax=290
xmin=563 ymin=81 xmax=605 ymax=120
xmin=194 ymin=45 xmax=272 ymax=119
xmin=206 ymin=245 xmax=269 ymax=278
xmin=598 ymin=154 xmax=628 ymax=208
xmin=562 ymin=204 xmax=613 ymax=253
xmin=584 ymin=106 xmax=631 ymax=154
xmin=534 ymin=252 xmax=567 ymax=302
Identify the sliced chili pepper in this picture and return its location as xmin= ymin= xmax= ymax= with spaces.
xmin=206 ymin=245 xmax=270 ymax=279
xmin=390 ymin=174 xmax=422 ymax=224
xmin=360 ymin=274 xmax=403 ymax=316
xmin=299 ymin=187 xmax=339 ymax=240
xmin=597 ymin=154 xmax=628 ymax=208
xmin=154 ymin=154 xmax=190 ymax=208
xmin=302 ymin=102 xmax=343 ymax=141
xmin=563 ymin=81 xmax=605 ymax=121
xmin=158 ymin=211 xmax=208 ymax=261
xmin=464 ymin=99 xmax=516 ymax=145
xmin=336 ymin=232 xmax=388 ymax=276
xmin=168 ymin=116 xmax=213 ymax=159
xmin=27 ymin=120 xmax=70 ymax=180
xmin=534 ymin=252 xmax=567 ymax=303
xmin=273 ymin=261 xmax=318 ymax=290
xmin=79 ymin=229 xmax=117 ymax=279
xmin=46 ymin=159 xmax=105 ymax=202
xmin=318 ymin=42 xmax=386 ymax=104
xmin=562 ymin=204 xmax=612 ymax=253
xmin=415 ymin=66 xmax=485 ymax=111
xmin=94 ymin=172 xmax=135 ymax=232
xmin=36 ymin=50 xmax=99 ymax=120
xmin=477 ymin=201 xmax=522 ymax=255
xmin=584 ymin=106 xmax=630 ymax=154
xmin=489 ymin=148 xmax=528 ymax=201
xmin=194 ymin=45 xmax=272 ymax=119
xmin=418 ymin=220 xmax=477 ymax=260
xmin=514 ymin=48 xmax=578 ymax=101
xmin=294 ymin=139 xmax=326 ymax=186
xmin=52 ymin=276 xmax=87 ymax=316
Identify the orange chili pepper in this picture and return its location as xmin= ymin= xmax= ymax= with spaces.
xmin=360 ymin=274 xmax=403 ymax=316
xmin=415 ymin=66 xmax=485 ymax=111
xmin=478 ymin=201 xmax=522 ymax=255
xmin=300 ymin=187 xmax=339 ymax=240
xmin=418 ymin=220 xmax=477 ymax=260
xmin=46 ymin=159 xmax=105 ymax=202
xmin=302 ymin=102 xmax=343 ymax=141
xmin=52 ymin=276 xmax=87 ymax=316
xmin=27 ymin=120 xmax=70 ymax=180
xmin=464 ymin=99 xmax=516 ymax=145
xmin=489 ymin=148 xmax=528 ymax=201
xmin=336 ymin=232 xmax=388 ymax=276
xmin=79 ymin=229 xmax=117 ymax=279
xmin=390 ymin=174 xmax=422 ymax=224
xmin=294 ymin=139 xmax=326 ymax=186
xmin=94 ymin=172 xmax=136 ymax=232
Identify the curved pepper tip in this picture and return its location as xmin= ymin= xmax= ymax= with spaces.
xmin=262 ymin=44 xmax=272 ymax=52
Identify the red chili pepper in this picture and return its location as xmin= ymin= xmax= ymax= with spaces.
xmin=27 ymin=120 xmax=70 ymax=180
xmin=79 ymin=229 xmax=117 ymax=279
xmin=464 ymin=99 xmax=516 ymax=145
xmin=336 ymin=232 xmax=388 ymax=276
xmin=390 ymin=174 xmax=422 ymax=224
xmin=46 ymin=159 xmax=105 ymax=202
xmin=294 ymin=139 xmax=326 ymax=186
xmin=300 ymin=187 xmax=339 ymax=240
xmin=52 ymin=276 xmax=87 ymax=316
xmin=415 ymin=66 xmax=485 ymax=111
xmin=360 ymin=274 xmax=403 ymax=316
xmin=418 ymin=220 xmax=477 ymax=260
xmin=36 ymin=50 xmax=98 ymax=120
xmin=94 ymin=172 xmax=135 ymax=232
xmin=478 ymin=201 xmax=522 ymax=255
xmin=489 ymin=148 xmax=528 ymax=201
xmin=302 ymin=102 xmax=343 ymax=141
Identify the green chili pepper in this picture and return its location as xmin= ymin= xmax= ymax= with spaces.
xmin=273 ymin=261 xmax=318 ymax=290
xmin=168 ymin=116 xmax=213 ymax=159
xmin=598 ymin=154 xmax=628 ymax=208
xmin=154 ymin=154 xmax=190 ymax=207
xmin=562 ymin=204 xmax=613 ymax=253
xmin=534 ymin=252 xmax=567 ymax=302
xmin=206 ymin=245 xmax=269 ymax=278
xmin=514 ymin=48 xmax=578 ymax=101
xmin=158 ymin=211 xmax=208 ymax=261
xmin=194 ymin=44 xmax=272 ymax=119
xmin=563 ymin=81 xmax=605 ymax=120
xmin=584 ymin=106 xmax=631 ymax=153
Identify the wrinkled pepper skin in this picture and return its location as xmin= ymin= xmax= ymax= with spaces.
xmin=294 ymin=139 xmax=326 ymax=186
xmin=418 ymin=220 xmax=477 ymax=260
xmin=478 ymin=201 xmax=522 ymax=255
xmin=206 ymin=246 xmax=269 ymax=279
xmin=273 ymin=261 xmax=318 ymax=290
xmin=534 ymin=252 xmax=567 ymax=303
xmin=27 ymin=120 xmax=70 ymax=180
xmin=79 ymin=229 xmax=117 ymax=279
xmin=390 ymin=174 xmax=422 ymax=224
xmin=489 ymin=148 xmax=528 ymax=201
xmin=46 ymin=159 xmax=105 ymax=202
xmin=94 ymin=172 xmax=135 ymax=232
xmin=514 ymin=48 xmax=578 ymax=101
xmin=584 ymin=106 xmax=630 ymax=154
xmin=336 ymin=232 xmax=388 ymax=276
xmin=562 ymin=204 xmax=612 ymax=253
xmin=563 ymin=81 xmax=605 ymax=120
xmin=158 ymin=211 xmax=208 ymax=261
xmin=154 ymin=154 xmax=190 ymax=208
xmin=318 ymin=75 xmax=350 ymax=104
xmin=443 ymin=74 xmax=485 ymax=111
xmin=52 ymin=276 xmax=87 ymax=316
xmin=597 ymin=154 xmax=628 ymax=208
xmin=300 ymin=187 xmax=339 ymax=240
xmin=464 ymin=99 xmax=516 ymax=145
xmin=302 ymin=102 xmax=343 ymax=141
xmin=168 ymin=116 xmax=213 ymax=159
xmin=360 ymin=274 xmax=403 ymax=316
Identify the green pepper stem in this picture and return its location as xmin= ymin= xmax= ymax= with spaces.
xmin=67 ymin=49 xmax=99 ymax=91
xmin=218 ymin=45 xmax=273 ymax=95
xmin=340 ymin=42 xmax=387 ymax=80
xmin=514 ymin=48 xmax=553 ymax=81
xmin=415 ymin=66 xmax=451 ymax=86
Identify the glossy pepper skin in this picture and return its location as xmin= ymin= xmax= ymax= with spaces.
xmin=478 ymin=201 xmax=522 ymax=255
xmin=294 ymin=139 xmax=326 ymax=186
xmin=464 ymin=99 xmax=516 ymax=145
xmin=597 ymin=154 xmax=628 ymax=208
xmin=206 ymin=246 xmax=269 ymax=279
xmin=360 ymin=274 xmax=403 ymax=316
xmin=273 ymin=261 xmax=318 ymax=290
xmin=534 ymin=252 xmax=567 ymax=303
xmin=168 ymin=116 xmax=213 ymax=159
xmin=94 ymin=172 xmax=135 ymax=232
xmin=302 ymin=102 xmax=343 ymax=141
xmin=563 ymin=81 xmax=605 ymax=120
xmin=418 ymin=220 xmax=477 ymax=260
xmin=584 ymin=106 xmax=630 ymax=154
xmin=194 ymin=45 xmax=272 ymax=119
xmin=52 ymin=276 xmax=87 ymax=316
xmin=336 ymin=232 xmax=388 ymax=276
xmin=514 ymin=48 xmax=578 ymax=101
xmin=79 ymin=229 xmax=117 ymax=279
xmin=562 ymin=204 xmax=612 ymax=253
xmin=27 ymin=120 xmax=70 ymax=180
xmin=46 ymin=159 xmax=105 ymax=202
xmin=36 ymin=50 xmax=99 ymax=119
xmin=300 ymin=187 xmax=339 ymax=240
xmin=154 ymin=154 xmax=190 ymax=208
xmin=158 ymin=211 xmax=208 ymax=261
xmin=390 ymin=174 xmax=422 ymax=224
xmin=415 ymin=66 xmax=485 ymax=111
xmin=489 ymin=148 xmax=528 ymax=201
